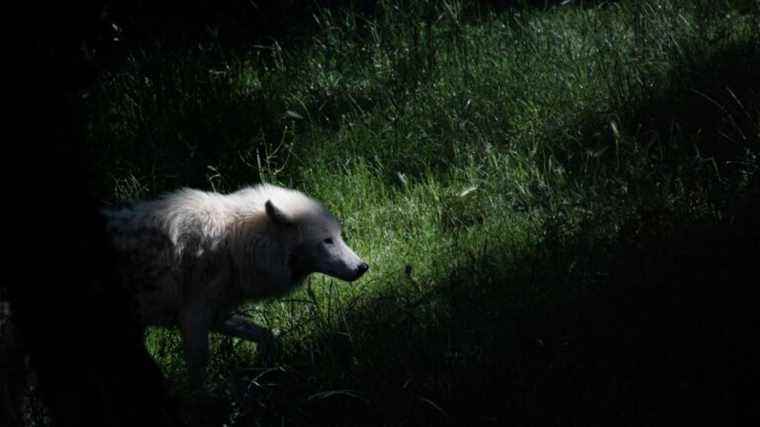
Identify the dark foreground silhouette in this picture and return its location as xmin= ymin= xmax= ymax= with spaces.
xmin=3 ymin=2 xmax=181 ymax=426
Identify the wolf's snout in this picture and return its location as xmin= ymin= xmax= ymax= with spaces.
xmin=347 ymin=262 xmax=369 ymax=281
xmin=357 ymin=262 xmax=369 ymax=276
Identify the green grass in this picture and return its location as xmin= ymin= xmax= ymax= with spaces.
xmin=77 ymin=1 xmax=759 ymax=425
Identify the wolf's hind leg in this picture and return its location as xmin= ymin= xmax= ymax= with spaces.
xmin=179 ymin=304 xmax=211 ymax=390
xmin=212 ymin=315 xmax=277 ymax=364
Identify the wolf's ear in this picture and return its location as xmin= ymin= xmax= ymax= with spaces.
xmin=265 ymin=200 xmax=293 ymax=226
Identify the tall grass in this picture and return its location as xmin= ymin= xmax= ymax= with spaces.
xmin=75 ymin=0 xmax=759 ymax=425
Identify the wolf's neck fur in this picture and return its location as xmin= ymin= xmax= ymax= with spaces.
xmin=225 ymin=214 xmax=304 ymax=302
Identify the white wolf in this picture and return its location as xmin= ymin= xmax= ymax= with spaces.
xmin=102 ymin=183 xmax=369 ymax=385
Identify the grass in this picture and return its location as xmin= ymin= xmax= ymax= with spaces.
xmin=67 ymin=0 xmax=760 ymax=425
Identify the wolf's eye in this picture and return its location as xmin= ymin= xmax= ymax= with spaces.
xmin=323 ymin=238 xmax=334 ymax=245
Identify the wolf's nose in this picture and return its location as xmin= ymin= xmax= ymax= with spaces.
xmin=357 ymin=263 xmax=369 ymax=276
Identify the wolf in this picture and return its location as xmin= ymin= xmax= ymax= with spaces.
xmin=102 ymin=183 xmax=369 ymax=385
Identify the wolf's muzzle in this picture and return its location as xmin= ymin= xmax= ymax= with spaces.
xmin=352 ymin=262 xmax=369 ymax=280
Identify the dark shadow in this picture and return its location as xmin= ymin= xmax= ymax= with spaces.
xmin=627 ymin=37 xmax=759 ymax=170
xmin=559 ymin=34 xmax=760 ymax=196
xmin=4 ymin=2 xmax=182 ymax=425
xmin=96 ymin=1 xmax=623 ymax=54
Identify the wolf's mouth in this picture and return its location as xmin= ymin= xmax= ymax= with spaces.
xmin=353 ymin=262 xmax=369 ymax=280
xmin=331 ymin=262 xmax=369 ymax=282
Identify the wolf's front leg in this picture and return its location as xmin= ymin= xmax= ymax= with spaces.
xmin=212 ymin=315 xmax=277 ymax=364
xmin=179 ymin=303 xmax=211 ymax=390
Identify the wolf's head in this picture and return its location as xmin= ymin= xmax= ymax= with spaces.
xmin=261 ymin=189 xmax=368 ymax=283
